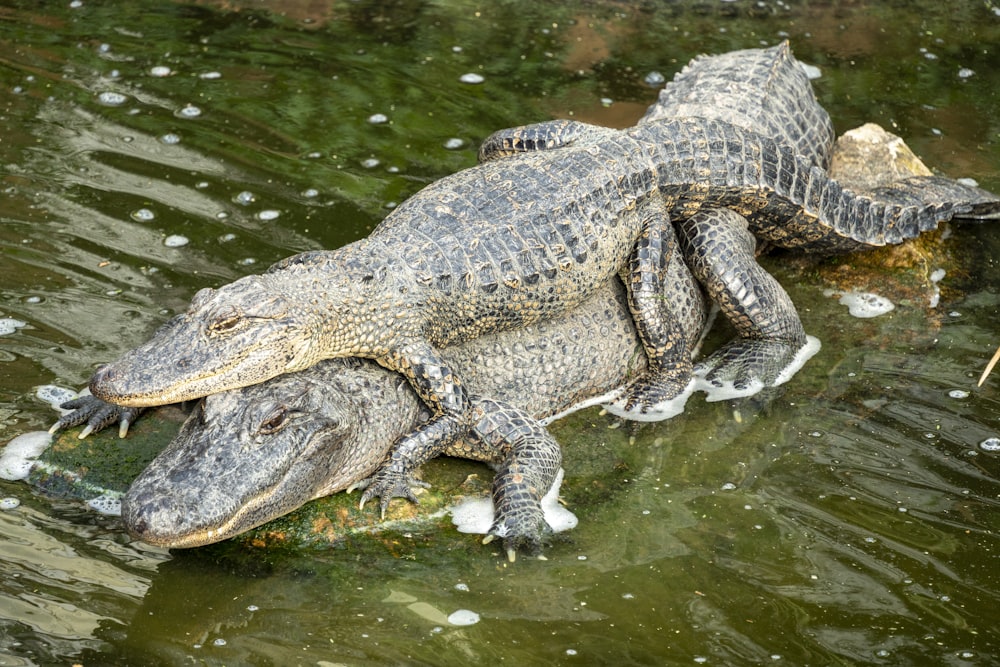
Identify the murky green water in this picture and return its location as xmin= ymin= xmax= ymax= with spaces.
xmin=2 ymin=1 xmax=1000 ymax=664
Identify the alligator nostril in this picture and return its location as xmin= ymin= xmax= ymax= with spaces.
xmin=90 ymin=364 xmax=117 ymax=388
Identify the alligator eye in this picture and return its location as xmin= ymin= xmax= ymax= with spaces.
xmin=258 ymin=407 xmax=290 ymax=435
xmin=208 ymin=313 xmax=241 ymax=334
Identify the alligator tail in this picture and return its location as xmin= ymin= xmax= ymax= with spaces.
xmin=774 ymin=165 xmax=1000 ymax=252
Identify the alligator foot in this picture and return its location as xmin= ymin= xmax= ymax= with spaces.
xmin=482 ymin=507 xmax=551 ymax=563
xmin=352 ymin=473 xmax=432 ymax=519
xmin=694 ymin=337 xmax=818 ymax=396
xmin=49 ymin=394 xmax=146 ymax=439
xmin=618 ymin=366 xmax=693 ymax=415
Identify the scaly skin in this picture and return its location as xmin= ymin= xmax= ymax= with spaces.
xmin=120 ymin=277 xmax=692 ymax=557
xmin=57 ymin=121 xmax=992 ymax=557
xmin=88 ymin=43 xmax=1000 ymax=514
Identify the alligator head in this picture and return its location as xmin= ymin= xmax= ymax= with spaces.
xmin=122 ymin=358 xmax=421 ymax=548
xmin=88 ymin=253 xmax=373 ymax=407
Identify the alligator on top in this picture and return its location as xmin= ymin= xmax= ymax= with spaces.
xmin=89 ymin=42 xmax=1000 ymax=512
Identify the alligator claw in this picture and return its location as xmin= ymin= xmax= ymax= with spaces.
xmin=49 ymin=395 xmax=145 ymax=439
xmin=356 ymin=470 xmax=431 ymax=519
xmin=484 ymin=506 xmax=551 ymax=562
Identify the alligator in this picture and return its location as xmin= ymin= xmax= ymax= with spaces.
xmin=121 ymin=272 xmax=703 ymax=559
xmin=86 ymin=42 xmax=1000 ymax=515
xmin=56 ymin=121 xmax=988 ymax=559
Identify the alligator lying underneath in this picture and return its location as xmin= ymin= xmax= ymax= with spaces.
xmin=87 ymin=42 xmax=1000 ymax=517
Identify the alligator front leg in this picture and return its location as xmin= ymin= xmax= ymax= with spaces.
xmin=357 ymin=339 xmax=471 ymax=516
xmin=49 ymin=394 xmax=146 ymax=439
xmin=618 ymin=197 xmax=696 ymax=412
xmin=677 ymin=208 xmax=809 ymax=391
xmin=452 ymin=397 xmax=563 ymax=562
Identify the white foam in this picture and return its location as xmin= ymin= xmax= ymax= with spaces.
xmin=0 ymin=318 xmax=27 ymax=336
xmin=603 ymin=335 xmax=821 ymax=411
xmin=799 ymin=62 xmax=822 ymax=80
xmin=0 ymin=431 xmax=53 ymax=480
xmin=35 ymin=384 xmax=81 ymax=412
xmin=447 ymin=609 xmax=480 ymax=626
xmin=827 ymin=289 xmax=895 ymax=318
xmin=602 ymin=379 xmax=696 ymax=422
xmin=541 ymin=387 xmax=626 ymax=425
xmin=451 ymin=468 xmax=577 ymax=535
xmin=86 ymin=493 xmax=122 ymax=516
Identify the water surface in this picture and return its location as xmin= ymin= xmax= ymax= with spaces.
xmin=1 ymin=1 xmax=1000 ymax=665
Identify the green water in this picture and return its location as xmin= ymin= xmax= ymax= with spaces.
xmin=2 ymin=1 xmax=1000 ymax=664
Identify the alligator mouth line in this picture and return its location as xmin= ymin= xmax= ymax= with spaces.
xmin=136 ymin=479 xmax=303 ymax=548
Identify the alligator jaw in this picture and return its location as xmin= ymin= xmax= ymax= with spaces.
xmin=89 ymin=274 xmax=321 ymax=407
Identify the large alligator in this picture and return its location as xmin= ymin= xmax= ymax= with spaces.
xmin=86 ymin=42 xmax=1000 ymax=515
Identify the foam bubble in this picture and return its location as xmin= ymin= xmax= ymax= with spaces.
xmin=130 ymin=208 xmax=155 ymax=222
xmin=799 ymin=63 xmax=822 ymax=80
xmin=828 ymin=289 xmax=895 ymax=318
xmin=164 ymin=235 xmax=189 ymax=247
xmin=35 ymin=385 xmax=79 ymax=411
xmin=450 ymin=496 xmax=493 ymax=534
xmin=97 ymin=91 xmax=128 ymax=106
xmin=979 ymin=437 xmax=1000 ymax=452
xmin=602 ymin=379 xmax=696 ymax=422
xmin=0 ymin=431 xmax=53 ymax=480
xmin=447 ymin=609 xmax=480 ymax=626
xmin=86 ymin=493 xmax=122 ymax=516
xmin=0 ymin=318 xmax=27 ymax=336
xmin=1 ymin=497 xmax=20 ymax=510
xmin=177 ymin=104 xmax=202 ymax=119
xmin=459 ymin=73 xmax=484 ymax=84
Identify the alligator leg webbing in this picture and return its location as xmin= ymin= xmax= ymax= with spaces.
xmin=677 ymin=207 xmax=809 ymax=389
xmin=618 ymin=197 xmax=695 ymax=411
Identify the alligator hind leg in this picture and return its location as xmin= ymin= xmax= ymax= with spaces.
xmin=677 ymin=208 xmax=809 ymax=391
xmin=618 ymin=197 xmax=696 ymax=412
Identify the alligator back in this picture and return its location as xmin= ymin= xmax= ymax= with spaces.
xmin=640 ymin=41 xmax=835 ymax=170
xmin=363 ymin=136 xmax=658 ymax=345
